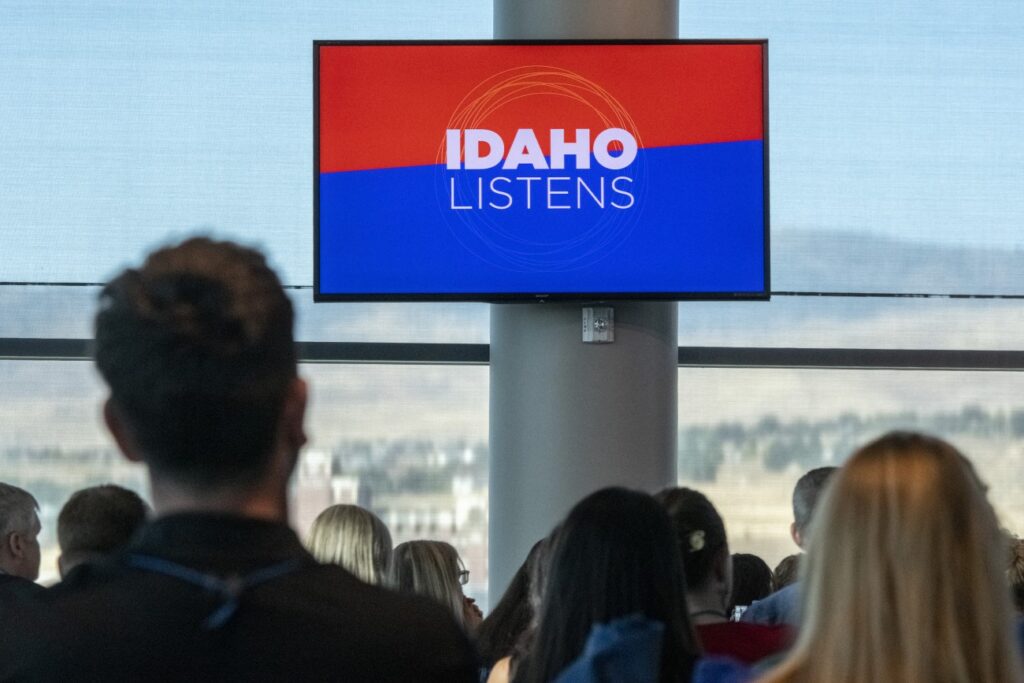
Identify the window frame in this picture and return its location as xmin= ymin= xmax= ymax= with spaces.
xmin=4 ymin=335 xmax=1024 ymax=371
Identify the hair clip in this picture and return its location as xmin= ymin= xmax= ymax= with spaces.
xmin=688 ymin=530 xmax=705 ymax=553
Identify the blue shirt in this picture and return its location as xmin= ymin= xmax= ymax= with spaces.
xmin=740 ymin=583 xmax=801 ymax=627
xmin=552 ymin=615 xmax=751 ymax=683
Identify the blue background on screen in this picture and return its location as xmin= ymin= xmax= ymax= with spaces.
xmin=319 ymin=140 xmax=765 ymax=296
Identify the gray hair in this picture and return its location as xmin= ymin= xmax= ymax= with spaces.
xmin=391 ymin=540 xmax=465 ymax=628
xmin=305 ymin=505 xmax=392 ymax=585
xmin=0 ymin=483 xmax=39 ymax=538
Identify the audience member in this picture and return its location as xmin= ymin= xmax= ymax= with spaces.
xmin=742 ymin=467 xmax=836 ymax=626
xmin=512 ymin=487 xmax=738 ymax=683
xmin=487 ymin=535 xmax=554 ymax=683
xmin=759 ymin=431 xmax=1021 ymax=683
xmin=305 ymin=504 xmax=392 ymax=585
xmin=0 ymin=238 xmax=476 ymax=681
xmin=56 ymin=484 xmax=149 ymax=578
xmin=771 ymin=554 xmax=800 ymax=592
xmin=392 ymin=539 xmax=482 ymax=633
xmin=657 ymin=487 xmax=792 ymax=665
xmin=728 ymin=553 xmax=774 ymax=619
xmin=1008 ymin=537 xmax=1024 ymax=615
xmin=0 ymin=482 xmax=42 ymax=600
xmin=1004 ymin=535 xmax=1024 ymax=663
xmin=478 ymin=540 xmax=544 ymax=671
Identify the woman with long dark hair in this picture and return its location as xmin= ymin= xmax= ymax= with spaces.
xmin=512 ymin=487 xmax=702 ymax=683
xmin=656 ymin=487 xmax=791 ymax=665
xmin=478 ymin=540 xmax=545 ymax=672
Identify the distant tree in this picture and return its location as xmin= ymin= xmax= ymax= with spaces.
xmin=763 ymin=437 xmax=792 ymax=472
xmin=763 ymin=433 xmax=823 ymax=472
xmin=837 ymin=412 xmax=862 ymax=431
xmin=794 ymin=432 xmax=824 ymax=468
xmin=960 ymin=405 xmax=988 ymax=433
xmin=756 ymin=415 xmax=781 ymax=435
xmin=1011 ymin=410 xmax=1024 ymax=438
xmin=714 ymin=422 xmax=746 ymax=442
xmin=678 ymin=428 xmax=725 ymax=482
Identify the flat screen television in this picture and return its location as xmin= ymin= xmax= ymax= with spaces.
xmin=315 ymin=40 xmax=768 ymax=302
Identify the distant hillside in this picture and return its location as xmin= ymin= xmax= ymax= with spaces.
xmin=2 ymin=229 xmax=1022 ymax=342
xmin=771 ymin=229 xmax=1024 ymax=294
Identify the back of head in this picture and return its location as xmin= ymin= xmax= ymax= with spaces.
xmin=655 ymin=487 xmax=727 ymax=593
xmin=791 ymin=466 xmax=837 ymax=544
xmin=94 ymin=238 xmax=296 ymax=490
xmin=730 ymin=553 xmax=774 ymax=611
xmin=0 ymin=483 xmax=37 ymax=540
xmin=305 ymin=504 xmax=392 ymax=585
xmin=0 ymin=483 xmax=40 ymax=579
xmin=57 ymin=485 xmax=149 ymax=574
xmin=391 ymin=540 xmax=465 ymax=628
xmin=477 ymin=540 xmax=544 ymax=668
xmin=516 ymin=488 xmax=698 ymax=683
xmin=767 ymin=431 xmax=1020 ymax=683
xmin=1008 ymin=538 xmax=1024 ymax=614
xmin=771 ymin=554 xmax=800 ymax=591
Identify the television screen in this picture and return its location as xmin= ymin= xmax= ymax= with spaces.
xmin=315 ymin=40 xmax=768 ymax=302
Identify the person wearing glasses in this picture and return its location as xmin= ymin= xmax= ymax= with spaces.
xmin=392 ymin=540 xmax=482 ymax=633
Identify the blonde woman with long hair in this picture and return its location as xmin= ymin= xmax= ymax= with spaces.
xmin=760 ymin=431 xmax=1022 ymax=683
xmin=392 ymin=540 xmax=482 ymax=633
xmin=306 ymin=504 xmax=393 ymax=585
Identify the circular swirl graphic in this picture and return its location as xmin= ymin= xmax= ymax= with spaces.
xmin=434 ymin=66 xmax=647 ymax=273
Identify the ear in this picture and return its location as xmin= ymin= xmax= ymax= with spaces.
xmin=790 ymin=521 xmax=803 ymax=549
xmin=7 ymin=530 xmax=25 ymax=560
xmin=104 ymin=398 xmax=144 ymax=463
xmin=281 ymin=377 xmax=309 ymax=453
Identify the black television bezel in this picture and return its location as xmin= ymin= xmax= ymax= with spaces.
xmin=314 ymin=39 xmax=770 ymax=303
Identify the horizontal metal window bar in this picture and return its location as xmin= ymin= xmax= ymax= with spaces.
xmin=0 ymin=338 xmax=92 ymax=360
xmin=3 ymin=338 xmax=1024 ymax=371
xmin=0 ymin=339 xmax=492 ymax=365
xmin=676 ymin=347 xmax=1024 ymax=371
xmin=5 ymin=284 xmax=1024 ymax=300
xmin=298 ymin=342 xmax=489 ymax=364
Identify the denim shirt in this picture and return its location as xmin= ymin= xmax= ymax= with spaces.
xmin=740 ymin=583 xmax=801 ymax=627
xmin=552 ymin=615 xmax=751 ymax=683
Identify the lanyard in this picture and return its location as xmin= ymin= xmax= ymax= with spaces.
xmin=124 ymin=554 xmax=306 ymax=630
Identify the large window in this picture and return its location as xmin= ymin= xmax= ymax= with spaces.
xmin=4 ymin=1 xmax=1024 ymax=609
xmin=0 ymin=0 xmax=495 ymax=595
xmin=672 ymin=0 xmax=1024 ymax=572
xmin=678 ymin=368 xmax=1024 ymax=568
xmin=1 ymin=1 xmax=491 ymax=286
xmin=0 ymin=361 xmax=489 ymax=594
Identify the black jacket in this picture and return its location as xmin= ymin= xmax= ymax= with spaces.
xmin=0 ymin=513 xmax=477 ymax=682
xmin=0 ymin=572 xmax=45 ymax=621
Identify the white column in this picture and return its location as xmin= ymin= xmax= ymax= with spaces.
xmin=495 ymin=0 xmax=678 ymax=39
xmin=489 ymin=0 xmax=680 ymax=600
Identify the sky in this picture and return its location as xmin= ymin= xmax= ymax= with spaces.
xmin=6 ymin=1 xmax=1024 ymax=594
xmin=2 ymin=0 xmax=1024 ymax=288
